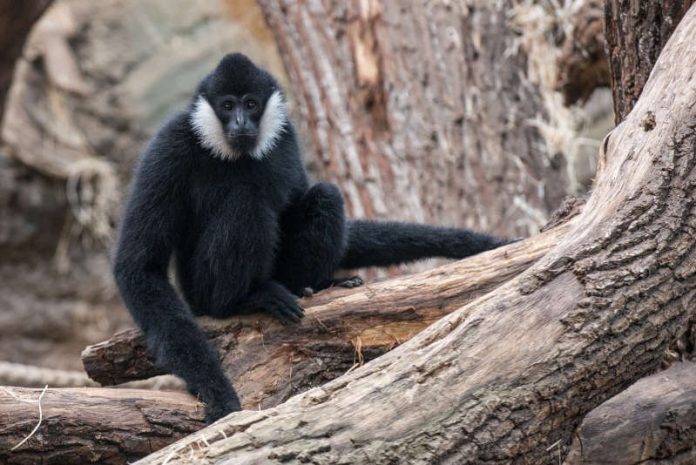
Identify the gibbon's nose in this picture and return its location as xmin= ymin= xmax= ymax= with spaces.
xmin=228 ymin=109 xmax=255 ymax=136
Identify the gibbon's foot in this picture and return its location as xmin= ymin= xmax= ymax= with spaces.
xmin=264 ymin=294 xmax=304 ymax=324
xmin=333 ymin=275 xmax=364 ymax=289
xmin=299 ymin=276 xmax=364 ymax=298
xmin=501 ymin=237 xmax=524 ymax=246
xmin=204 ymin=396 xmax=242 ymax=424
xmin=246 ymin=282 xmax=305 ymax=324
xmin=302 ymin=287 xmax=314 ymax=298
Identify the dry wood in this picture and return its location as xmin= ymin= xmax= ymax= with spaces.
xmin=83 ymin=224 xmax=566 ymax=409
xmin=565 ymin=362 xmax=696 ymax=465
xmin=0 ymin=387 xmax=204 ymax=465
xmin=132 ymin=7 xmax=696 ymax=464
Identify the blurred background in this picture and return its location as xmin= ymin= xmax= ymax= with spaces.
xmin=0 ymin=0 xmax=612 ymax=382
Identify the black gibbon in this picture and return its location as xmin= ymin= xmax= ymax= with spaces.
xmin=113 ymin=53 xmax=512 ymax=423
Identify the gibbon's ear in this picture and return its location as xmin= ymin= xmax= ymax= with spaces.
xmin=251 ymin=90 xmax=288 ymax=160
xmin=194 ymin=74 xmax=212 ymax=101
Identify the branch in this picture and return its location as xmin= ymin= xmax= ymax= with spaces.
xmin=0 ymin=387 xmax=204 ymax=465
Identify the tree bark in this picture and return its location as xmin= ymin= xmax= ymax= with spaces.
xmin=0 ymin=387 xmax=204 ymax=465
xmin=83 ymin=225 xmax=566 ymax=408
xmin=132 ymin=7 xmax=696 ymax=463
xmin=258 ymin=0 xmax=579 ymax=239
xmin=604 ymin=0 xmax=695 ymax=123
xmin=0 ymin=0 xmax=52 ymax=120
xmin=565 ymin=362 xmax=696 ymax=465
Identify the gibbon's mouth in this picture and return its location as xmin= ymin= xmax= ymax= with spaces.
xmin=227 ymin=133 xmax=258 ymax=152
xmin=228 ymin=132 xmax=258 ymax=141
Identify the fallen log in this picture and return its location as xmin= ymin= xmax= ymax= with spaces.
xmin=83 ymin=223 xmax=567 ymax=409
xmin=5 ymin=360 xmax=696 ymax=465
xmin=0 ymin=387 xmax=203 ymax=465
xmin=565 ymin=362 xmax=696 ymax=465
xmin=131 ymin=6 xmax=696 ymax=464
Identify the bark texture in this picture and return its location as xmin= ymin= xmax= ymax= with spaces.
xmin=565 ymin=362 xmax=696 ymax=465
xmin=133 ymin=8 xmax=696 ymax=464
xmin=0 ymin=0 xmax=51 ymax=118
xmin=83 ymin=226 xmax=566 ymax=409
xmin=605 ymin=0 xmax=696 ymax=123
xmin=0 ymin=387 xmax=204 ymax=465
xmin=258 ymin=0 xmax=579 ymax=237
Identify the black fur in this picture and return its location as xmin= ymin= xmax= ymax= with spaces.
xmin=340 ymin=220 xmax=510 ymax=269
xmin=113 ymin=53 xmax=512 ymax=424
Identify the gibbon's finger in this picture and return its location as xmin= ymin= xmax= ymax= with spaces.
xmin=282 ymin=302 xmax=304 ymax=321
xmin=266 ymin=303 xmax=302 ymax=324
xmin=338 ymin=275 xmax=364 ymax=288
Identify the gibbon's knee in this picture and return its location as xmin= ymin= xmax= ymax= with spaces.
xmin=301 ymin=182 xmax=344 ymax=219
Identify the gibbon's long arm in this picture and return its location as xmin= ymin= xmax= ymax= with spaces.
xmin=112 ymin=122 xmax=240 ymax=422
xmin=340 ymin=220 xmax=511 ymax=270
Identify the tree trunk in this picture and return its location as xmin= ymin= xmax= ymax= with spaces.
xmin=83 ymin=225 xmax=566 ymax=408
xmin=604 ymin=0 xmax=695 ymax=123
xmin=0 ymin=387 xmax=204 ymax=465
xmin=258 ymin=0 xmax=580 ymax=238
xmin=0 ymin=0 xmax=52 ymax=119
xmin=565 ymin=362 xmax=696 ymax=465
xmin=132 ymin=7 xmax=696 ymax=464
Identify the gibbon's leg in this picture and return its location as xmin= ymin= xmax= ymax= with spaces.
xmin=274 ymin=182 xmax=360 ymax=296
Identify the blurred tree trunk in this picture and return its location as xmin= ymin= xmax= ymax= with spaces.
xmin=258 ymin=0 xmax=577 ymax=238
xmin=0 ymin=0 xmax=52 ymax=119
xmin=605 ymin=0 xmax=695 ymax=123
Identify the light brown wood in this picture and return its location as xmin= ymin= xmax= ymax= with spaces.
xmin=83 ymin=224 xmax=567 ymax=409
xmin=132 ymin=7 xmax=696 ymax=464
xmin=0 ymin=387 xmax=204 ymax=465
xmin=565 ymin=362 xmax=696 ymax=465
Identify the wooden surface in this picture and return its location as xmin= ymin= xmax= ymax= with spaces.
xmin=0 ymin=387 xmax=204 ymax=465
xmin=565 ymin=362 xmax=696 ymax=465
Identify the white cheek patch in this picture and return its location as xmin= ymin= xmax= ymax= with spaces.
xmin=251 ymin=90 xmax=287 ymax=160
xmin=190 ymin=96 xmax=238 ymax=161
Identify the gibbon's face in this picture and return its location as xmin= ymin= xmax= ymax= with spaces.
xmin=191 ymin=53 xmax=287 ymax=161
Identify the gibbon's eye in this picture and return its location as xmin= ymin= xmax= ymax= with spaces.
xmin=246 ymin=99 xmax=258 ymax=110
xmin=222 ymin=100 xmax=233 ymax=111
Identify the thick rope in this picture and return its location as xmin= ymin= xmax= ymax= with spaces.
xmin=0 ymin=361 xmax=184 ymax=390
